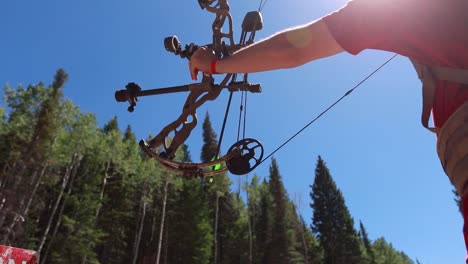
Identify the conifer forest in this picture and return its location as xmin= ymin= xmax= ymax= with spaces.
xmin=0 ymin=69 xmax=419 ymax=263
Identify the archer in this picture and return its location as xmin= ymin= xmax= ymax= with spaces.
xmin=189 ymin=0 xmax=468 ymax=261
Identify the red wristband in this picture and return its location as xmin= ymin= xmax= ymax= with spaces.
xmin=210 ymin=59 xmax=219 ymax=74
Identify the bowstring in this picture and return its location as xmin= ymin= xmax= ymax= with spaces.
xmin=213 ymin=1 xmax=396 ymax=177
xmin=237 ymin=0 xmax=269 ymax=142
xmin=242 ymin=74 xmax=248 ymax=140
xmin=258 ymin=0 xmax=269 ymax=12
xmin=217 ymin=0 xmax=269 ymax=170
xmin=257 ymin=53 xmax=398 ymax=166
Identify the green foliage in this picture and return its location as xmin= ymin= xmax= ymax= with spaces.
xmin=30 ymin=69 xmax=67 ymax=161
xmin=0 ymin=106 xmax=5 ymax=125
xmin=255 ymin=178 xmax=273 ymax=263
xmin=372 ymin=237 xmax=414 ymax=264
xmin=310 ymin=156 xmax=363 ymax=264
xmin=201 ymin=112 xmax=219 ymax=163
xmin=302 ymin=218 xmax=324 ymax=263
xmin=167 ymin=179 xmax=213 ymax=264
xmin=0 ymin=70 xmax=68 ymax=247
xmin=0 ymin=82 xmax=49 ymax=168
xmin=0 ymin=71 xmax=417 ymax=264
xmin=359 ymin=220 xmax=376 ymax=264
xmin=201 ymin=112 xmax=250 ymax=264
xmin=265 ymin=158 xmax=291 ymax=263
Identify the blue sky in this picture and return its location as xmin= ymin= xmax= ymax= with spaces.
xmin=1 ymin=0 xmax=464 ymax=262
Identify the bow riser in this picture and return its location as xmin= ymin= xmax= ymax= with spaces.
xmin=116 ymin=0 xmax=265 ymax=177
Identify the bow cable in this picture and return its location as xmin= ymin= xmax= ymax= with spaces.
xmin=214 ymin=0 xmax=269 ymax=164
xmin=257 ymin=53 xmax=398 ymax=167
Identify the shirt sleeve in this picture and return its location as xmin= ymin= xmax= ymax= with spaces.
xmin=322 ymin=0 xmax=421 ymax=57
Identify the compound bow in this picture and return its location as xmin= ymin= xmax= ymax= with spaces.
xmin=115 ymin=0 xmax=265 ymax=178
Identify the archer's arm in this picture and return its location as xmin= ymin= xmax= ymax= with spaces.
xmin=189 ymin=18 xmax=344 ymax=79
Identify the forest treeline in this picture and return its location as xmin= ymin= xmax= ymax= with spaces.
xmin=0 ymin=69 xmax=418 ymax=263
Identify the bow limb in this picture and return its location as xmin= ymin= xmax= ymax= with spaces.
xmin=200 ymin=0 xmax=235 ymax=54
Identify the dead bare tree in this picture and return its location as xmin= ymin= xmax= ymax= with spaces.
xmin=293 ymin=192 xmax=308 ymax=264
xmin=245 ymin=175 xmax=253 ymax=264
xmin=155 ymin=175 xmax=169 ymax=264
xmin=131 ymin=187 xmax=147 ymax=264
xmin=40 ymin=155 xmax=82 ymax=264
xmin=37 ymin=154 xmax=80 ymax=254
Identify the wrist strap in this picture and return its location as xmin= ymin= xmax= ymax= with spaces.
xmin=210 ymin=59 xmax=219 ymax=74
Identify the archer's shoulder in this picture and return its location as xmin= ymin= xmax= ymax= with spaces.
xmin=340 ymin=0 xmax=467 ymax=10
xmin=327 ymin=0 xmax=466 ymax=22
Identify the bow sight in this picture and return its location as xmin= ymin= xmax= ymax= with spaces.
xmin=115 ymin=0 xmax=265 ymax=178
xmin=164 ymin=36 xmax=199 ymax=59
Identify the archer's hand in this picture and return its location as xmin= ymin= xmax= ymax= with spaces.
xmin=189 ymin=46 xmax=218 ymax=81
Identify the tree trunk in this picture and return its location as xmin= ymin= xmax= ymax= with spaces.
xmin=150 ymin=203 xmax=157 ymax=243
xmin=1 ymin=166 xmax=43 ymax=243
xmin=214 ymin=193 xmax=220 ymax=264
xmin=2 ymin=130 xmax=45 ymax=237
xmin=0 ymin=160 xmax=16 ymax=192
xmin=132 ymin=190 xmax=147 ymax=264
xmin=22 ymin=164 xmax=47 ymax=217
xmin=40 ymin=155 xmax=82 ymax=264
xmin=246 ymin=175 xmax=253 ymax=264
xmin=0 ymin=198 xmax=5 ymax=214
xmin=37 ymin=156 xmax=76 ymax=254
xmin=0 ymin=197 xmax=7 ymax=233
xmin=95 ymin=160 xmax=110 ymax=219
xmin=293 ymin=194 xmax=308 ymax=264
xmin=163 ymin=222 xmax=168 ymax=264
xmin=300 ymin=222 xmax=308 ymax=264
xmin=79 ymin=160 xmax=110 ymax=264
xmin=155 ymin=176 xmax=169 ymax=264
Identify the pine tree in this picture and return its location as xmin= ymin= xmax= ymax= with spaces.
xmin=372 ymin=237 xmax=414 ymax=264
xmin=288 ymin=204 xmax=311 ymax=264
xmin=301 ymin=219 xmax=323 ymax=263
xmin=94 ymin=118 xmax=135 ymax=264
xmin=0 ymin=82 xmax=47 ymax=244
xmin=1 ymin=73 xmax=418 ymax=264
xmin=0 ymin=81 xmax=49 ymax=173
xmin=359 ymin=220 xmax=376 ymax=263
xmin=201 ymin=112 xmax=219 ymax=163
xmin=29 ymin=69 xmax=67 ymax=162
xmin=0 ymin=69 xmax=67 ymax=245
xmin=166 ymin=179 xmax=212 ymax=264
xmin=255 ymin=178 xmax=272 ymax=264
xmin=246 ymin=174 xmax=262 ymax=263
xmin=264 ymin=158 xmax=290 ymax=264
xmin=200 ymin=111 xmax=246 ymax=264
xmin=33 ymin=71 xmax=72 ymax=252
xmin=157 ymin=146 xmax=213 ymax=264
xmin=310 ymin=156 xmax=363 ymax=264
xmin=38 ymin=107 xmax=102 ymax=264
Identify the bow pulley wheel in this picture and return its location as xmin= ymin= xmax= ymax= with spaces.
xmin=226 ymin=138 xmax=264 ymax=175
